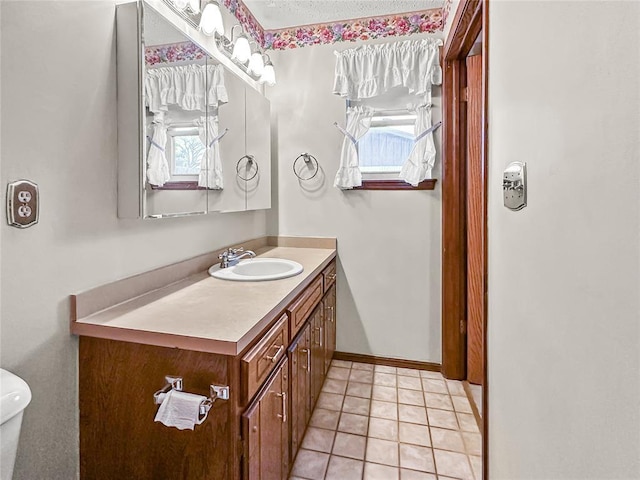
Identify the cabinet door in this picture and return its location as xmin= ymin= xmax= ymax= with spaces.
xmin=310 ymin=306 xmax=324 ymax=405
xmin=244 ymin=85 xmax=271 ymax=211
xmin=242 ymin=358 xmax=290 ymax=480
xmin=323 ymin=285 xmax=337 ymax=375
xmin=288 ymin=322 xmax=311 ymax=461
xmin=214 ymin=71 xmax=247 ymax=213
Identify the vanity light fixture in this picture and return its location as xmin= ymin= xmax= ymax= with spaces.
xmin=232 ymin=33 xmax=251 ymax=63
xmin=247 ymin=42 xmax=265 ymax=76
xmin=259 ymin=54 xmax=276 ymax=86
xmin=168 ymin=0 xmax=200 ymax=14
xmin=199 ymin=1 xmax=224 ymax=36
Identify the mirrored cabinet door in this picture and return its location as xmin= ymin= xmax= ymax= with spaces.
xmin=245 ymin=85 xmax=271 ymax=211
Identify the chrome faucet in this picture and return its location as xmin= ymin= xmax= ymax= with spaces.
xmin=218 ymin=247 xmax=256 ymax=268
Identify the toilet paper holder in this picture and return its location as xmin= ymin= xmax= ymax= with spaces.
xmin=153 ymin=376 xmax=230 ymax=416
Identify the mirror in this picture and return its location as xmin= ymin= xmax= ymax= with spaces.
xmin=116 ymin=0 xmax=271 ymax=219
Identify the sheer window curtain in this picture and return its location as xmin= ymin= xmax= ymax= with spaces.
xmin=399 ymin=103 xmax=437 ymax=186
xmin=197 ymin=115 xmax=224 ymax=189
xmin=334 ymin=105 xmax=374 ymax=189
xmin=144 ymin=63 xmax=227 ymax=187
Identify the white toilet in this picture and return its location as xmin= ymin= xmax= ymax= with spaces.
xmin=0 ymin=369 xmax=32 ymax=480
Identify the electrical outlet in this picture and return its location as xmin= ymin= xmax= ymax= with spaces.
xmin=7 ymin=180 xmax=39 ymax=228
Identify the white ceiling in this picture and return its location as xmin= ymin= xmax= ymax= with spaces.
xmin=243 ymin=0 xmax=445 ymax=30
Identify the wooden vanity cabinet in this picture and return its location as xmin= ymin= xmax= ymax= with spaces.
xmin=288 ymin=322 xmax=311 ymax=460
xmin=323 ymin=284 xmax=337 ymax=375
xmin=242 ymin=357 xmax=290 ymax=480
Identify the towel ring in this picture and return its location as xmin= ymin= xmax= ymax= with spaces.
xmin=293 ymin=153 xmax=319 ymax=181
xmin=236 ymin=155 xmax=259 ymax=181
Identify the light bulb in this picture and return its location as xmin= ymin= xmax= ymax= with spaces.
xmin=199 ymin=2 xmax=224 ymax=36
xmin=231 ymin=35 xmax=251 ymax=63
xmin=173 ymin=0 xmax=188 ymax=9
xmin=188 ymin=0 xmax=200 ymax=13
xmin=259 ymin=63 xmax=276 ymax=86
xmin=248 ymin=52 xmax=265 ymax=75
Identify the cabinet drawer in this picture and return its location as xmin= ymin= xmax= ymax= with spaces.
xmin=322 ymin=262 xmax=337 ymax=292
xmin=242 ymin=314 xmax=289 ymax=403
xmin=287 ymin=276 xmax=323 ymax=339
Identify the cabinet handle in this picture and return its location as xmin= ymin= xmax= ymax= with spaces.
xmin=326 ymin=273 xmax=336 ymax=281
xmin=315 ymin=326 xmax=323 ymax=347
xmin=276 ymin=392 xmax=287 ymax=423
xmin=327 ymin=306 xmax=334 ymax=323
xmin=266 ymin=344 xmax=284 ymax=363
xmin=301 ymin=348 xmax=311 ymax=372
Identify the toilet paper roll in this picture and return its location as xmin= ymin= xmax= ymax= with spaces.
xmin=154 ymin=389 xmax=208 ymax=430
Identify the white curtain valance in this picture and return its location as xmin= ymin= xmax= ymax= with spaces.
xmin=145 ymin=63 xmax=228 ymax=114
xmin=333 ymin=38 xmax=443 ymax=101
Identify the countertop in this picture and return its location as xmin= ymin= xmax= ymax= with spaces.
xmin=71 ymin=245 xmax=336 ymax=356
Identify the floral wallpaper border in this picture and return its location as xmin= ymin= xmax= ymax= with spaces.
xmin=145 ymin=41 xmax=207 ymax=66
xmin=221 ymin=0 xmax=446 ymax=50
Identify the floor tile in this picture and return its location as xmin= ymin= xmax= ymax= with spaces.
xmin=291 ymin=449 xmax=330 ymax=480
xmin=338 ymin=412 xmax=369 ymax=435
xmin=430 ymin=427 xmax=465 ymax=453
xmin=316 ymin=392 xmax=344 ymax=411
xmin=427 ymin=408 xmax=459 ymax=430
xmin=373 ymin=372 xmax=397 ymax=387
xmin=301 ymin=427 xmax=336 ymax=453
xmin=399 ymin=444 xmax=435 ymax=472
xmin=332 ymin=359 xmax=352 ymax=369
xmin=462 ymin=431 xmax=482 ymax=456
xmin=368 ymin=417 xmax=399 ymax=441
xmin=397 ymin=367 xmax=420 ymax=377
xmin=372 ymin=385 xmax=398 ymax=402
xmin=350 ymin=368 xmax=374 ymax=384
xmin=365 ymin=438 xmax=399 ymax=466
xmin=470 ymin=455 xmax=482 ymax=479
xmin=400 ymin=469 xmax=437 ymax=480
xmin=446 ymin=379 xmax=466 ymax=397
xmin=452 ymin=395 xmax=473 ymax=414
xmin=398 ymin=388 xmax=425 ymax=406
xmin=370 ymin=399 xmax=398 ymax=420
xmin=346 ymin=381 xmax=373 ymax=399
xmin=327 ymin=366 xmax=351 ymax=380
xmin=456 ymin=412 xmax=480 ymax=433
xmin=352 ymin=362 xmax=374 ymax=371
xmin=433 ymin=449 xmax=474 ymax=480
xmin=422 ymin=378 xmax=448 ymax=394
xmin=374 ymin=365 xmax=397 ymax=374
xmin=398 ymin=404 xmax=428 ymax=425
xmin=424 ymin=392 xmax=454 ymax=411
xmin=364 ymin=462 xmax=399 ymax=480
xmin=398 ymin=375 xmax=423 ymax=390
xmin=309 ymin=408 xmax=340 ymax=430
xmin=419 ymin=370 xmax=443 ymax=379
xmin=332 ymin=432 xmax=367 ymax=460
xmin=325 ymin=455 xmax=364 ymax=480
xmin=342 ymin=395 xmax=371 ymax=416
xmin=398 ymin=422 xmax=431 ymax=447
xmin=323 ymin=378 xmax=348 ymax=395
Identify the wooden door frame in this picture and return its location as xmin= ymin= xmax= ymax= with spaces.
xmin=441 ymin=0 xmax=488 ymax=477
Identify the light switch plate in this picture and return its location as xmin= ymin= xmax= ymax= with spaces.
xmin=7 ymin=180 xmax=39 ymax=228
xmin=503 ymin=162 xmax=527 ymax=211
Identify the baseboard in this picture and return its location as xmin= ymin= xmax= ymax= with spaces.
xmin=333 ymin=351 xmax=441 ymax=372
xmin=463 ymin=381 xmax=483 ymax=432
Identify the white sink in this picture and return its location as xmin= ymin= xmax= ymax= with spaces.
xmin=209 ymin=258 xmax=304 ymax=282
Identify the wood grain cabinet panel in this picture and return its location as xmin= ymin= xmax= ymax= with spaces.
xmin=323 ymin=284 xmax=337 ymax=376
xmin=287 ymin=276 xmax=323 ymax=339
xmin=322 ymin=262 xmax=337 ymax=292
xmin=241 ymin=314 xmax=289 ymax=404
xmin=242 ymin=358 xmax=290 ymax=480
xmin=288 ymin=322 xmax=312 ymax=461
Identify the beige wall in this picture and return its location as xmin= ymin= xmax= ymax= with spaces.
xmin=268 ymin=37 xmax=443 ymax=364
xmin=0 ymin=2 xmax=267 ymax=479
xmin=487 ymin=1 xmax=640 ymax=477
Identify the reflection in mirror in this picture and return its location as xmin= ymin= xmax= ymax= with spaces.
xmin=142 ymin=4 xmax=227 ymax=218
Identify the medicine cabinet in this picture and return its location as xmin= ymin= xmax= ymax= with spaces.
xmin=116 ymin=0 xmax=271 ymax=219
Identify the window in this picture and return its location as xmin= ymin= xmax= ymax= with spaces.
xmin=167 ymin=126 xmax=203 ymax=180
xmin=358 ymin=112 xmax=416 ymax=174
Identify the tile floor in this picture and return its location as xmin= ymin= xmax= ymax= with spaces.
xmin=290 ymin=360 xmax=482 ymax=480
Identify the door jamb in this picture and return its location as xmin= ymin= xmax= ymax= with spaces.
xmin=441 ymin=0 xmax=488 ymax=477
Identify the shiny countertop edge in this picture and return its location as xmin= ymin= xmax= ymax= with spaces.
xmin=70 ymin=237 xmax=336 ymax=356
